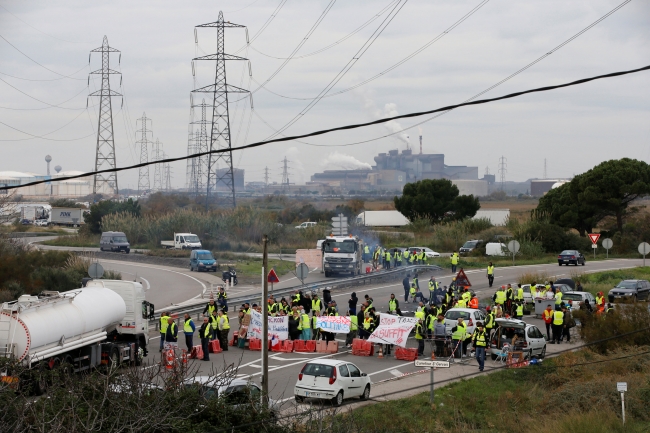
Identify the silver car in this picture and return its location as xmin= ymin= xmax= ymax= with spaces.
xmin=489 ymin=318 xmax=547 ymax=360
xmin=183 ymin=377 xmax=279 ymax=417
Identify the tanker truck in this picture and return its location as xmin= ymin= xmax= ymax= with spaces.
xmin=0 ymin=280 xmax=154 ymax=380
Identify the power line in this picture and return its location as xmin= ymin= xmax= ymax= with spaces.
xmin=3 ymin=63 xmax=648 ymax=191
xmin=0 ymin=63 xmax=88 ymax=82
xmin=0 ymin=4 xmax=88 ymax=44
xmin=0 ymin=76 xmax=88 ymax=110
xmin=232 ymin=0 xmax=289 ymax=55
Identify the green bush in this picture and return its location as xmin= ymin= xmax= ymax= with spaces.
xmin=30 ymin=267 xmax=84 ymax=292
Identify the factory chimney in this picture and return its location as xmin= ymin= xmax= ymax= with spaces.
xmin=419 ymin=136 xmax=422 ymax=155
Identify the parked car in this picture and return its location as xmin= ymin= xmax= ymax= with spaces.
xmin=34 ymin=219 xmax=49 ymax=227
xmin=407 ymin=247 xmax=440 ymax=258
xmin=189 ymin=250 xmax=218 ymax=272
xmin=562 ymin=291 xmax=596 ymax=310
xmin=489 ymin=318 xmax=547 ymax=360
xmin=459 ymin=239 xmax=483 ymax=255
xmin=295 ymin=222 xmax=317 ymax=229
xmin=294 ymin=360 xmax=371 ymax=407
xmin=20 ymin=219 xmax=32 ymax=225
xmin=443 ymin=308 xmax=487 ymax=337
xmin=521 ymin=284 xmax=546 ymax=304
xmin=99 ymin=231 xmax=130 ymax=253
xmin=557 ymin=250 xmax=585 ymax=266
xmin=607 ymin=280 xmax=650 ymax=303
xmin=183 ymin=377 xmax=279 ymax=416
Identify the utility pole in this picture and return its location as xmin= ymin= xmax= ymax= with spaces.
xmin=498 ymin=156 xmax=507 ymax=191
xmin=152 ymin=139 xmax=163 ymax=192
xmin=136 ymin=113 xmax=153 ymax=195
xmin=192 ymin=12 xmax=249 ymax=209
xmin=261 ymin=234 xmax=269 ymax=406
xmin=89 ymin=36 xmax=121 ymax=196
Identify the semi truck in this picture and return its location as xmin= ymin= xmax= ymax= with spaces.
xmin=161 ymin=233 xmax=202 ymax=250
xmin=321 ymin=235 xmax=364 ymax=277
xmin=50 ymin=207 xmax=86 ymax=227
xmin=356 ymin=211 xmax=409 ymax=227
xmin=0 ymin=280 xmax=153 ymax=391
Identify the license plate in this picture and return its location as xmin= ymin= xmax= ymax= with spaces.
xmin=563 ymin=260 xmax=569 ymax=262
xmin=307 ymin=391 xmax=320 ymax=397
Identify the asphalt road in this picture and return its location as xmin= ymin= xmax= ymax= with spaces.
xmin=142 ymin=258 xmax=645 ymax=407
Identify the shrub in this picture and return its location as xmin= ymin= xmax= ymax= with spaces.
xmin=573 ymin=304 xmax=650 ymax=354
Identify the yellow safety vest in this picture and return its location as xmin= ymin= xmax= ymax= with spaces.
xmin=451 ymin=254 xmax=459 ymax=265
xmin=428 ymin=281 xmax=437 ymax=292
xmin=462 ymin=291 xmax=471 ymax=303
xmin=457 ymin=299 xmax=467 ymax=308
xmin=516 ymin=304 xmax=524 ymax=316
xmin=210 ymin=315 xmax=218 ymax=329
xmin=364 ymin=246 xmax=369 ymax=254
xmin=516 ymin=288 xmax=524 ymax=300
xmin=206 ymin=304 xmax=216 ymax=315
xmin=396 ymin=251 xmax=402 ymax=261
xmin=160 ymin=315 xmax=170 ymax=334
xmin=473 ymin=330 xmax=487 ymax=347
xmin=495 ymin=291 xmax=506 ymax=305
xmin=553 ymin=311 xmax=564 ymax=325
xmin=388 ymin=299 xmax=398 ymax=311
xmin=363 ymin=317 xmax=372 ymax=330
xmin=410 ymin=287 xmax=416 ymax=295
xmin=530 ymin=286 xmax=538 ymax=298
xmin=451 ymin=323 xmax=466 ymax=340
xmin=312 ymin=299 xmax=321 ymax=312
xmin=301 ymin=314 xmax=310 ymax=330
xmin=415 ymin=310 xmax=425 ymax=320
xmin=203 ymin=324 xmax=211 ymax=338
xmin=555 ymin=292 xmax=563 ymax=305
xmin=415 ymin=323 xmax=425 ymax=340
xmin=219 ymin=315 xmax=230 ymax=330
xmin=487 ymin=265 xmax=494 ymax=275
xmin=349 ymin=315 xmax=358 ymax=331
xmin=485 ymin=313 xmax=495 ymax=329
xmin=596 ymin=296 xmax=604 ymax=306
xmin=183 ymin=319 xmax=194 ymax=333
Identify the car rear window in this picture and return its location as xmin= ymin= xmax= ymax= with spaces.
xmin=560 ymin=250 xmax=575 ymax=255
xmin=563 ymin=294 xmax=583 ymax=301
xmin=616 ymin=281 xmax=637 ymax=289
xmin=462 ymin=241 xmax=477 ymax=248
xmin=303 ymin=364 xmax=334 ymax=377
xmin=445 ymin=311 xmax=471 ymax=320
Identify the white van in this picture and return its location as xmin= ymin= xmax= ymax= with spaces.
xmin=295 ymin=222 xmax=317 ymax=229
xmin=485 ymin=242 xmax=506 ymax=256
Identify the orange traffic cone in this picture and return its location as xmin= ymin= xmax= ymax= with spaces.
xmin=377 ymin=344 xmax=384 ymax=359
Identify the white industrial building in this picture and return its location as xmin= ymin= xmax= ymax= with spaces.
xmin=0 ymin=171 xmax=113 ymax=198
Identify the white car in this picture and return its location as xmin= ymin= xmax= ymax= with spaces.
xmin=295 ymin=222 xmax=317 ymax=229
xmin=562 ymin=291 xmax=596 ymax=311
xmin=294 ymin=360 xmax=371 ymax=407
xmin=34 ymin=219 xmax=49 ymax=227
xmin=443 ymin=308 xmax=486 ymax=337
xmin=489 ymin=318 xmax=547 ymax=360
xmin=408 ymin=247 xmax=440 ymax=258
xmin=522 ymin=284 xmax=546 ymax=304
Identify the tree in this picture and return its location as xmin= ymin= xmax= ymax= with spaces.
xmin=535 ymin=159 xmax=650 ymax=235
xmin=394 ymin=179 xmax=480 ymax=224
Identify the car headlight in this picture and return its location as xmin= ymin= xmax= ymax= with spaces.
xmin=199 ymin=263 xmax=205 ymax=266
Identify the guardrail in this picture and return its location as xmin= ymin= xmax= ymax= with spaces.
xmin=152 ymin=263 xmax=443 ymax=329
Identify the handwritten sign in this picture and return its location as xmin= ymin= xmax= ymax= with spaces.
xmin=248 ymin=310 xmax=289 ymax=341
xmin=367 ymin=314 xmax=418 ymax=347
xmin=316 ymin=316 xmax=351 ymax=334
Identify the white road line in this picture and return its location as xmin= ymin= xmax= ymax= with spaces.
xmin=140 ymin=277 xmax=151 ymax=291
xmin=368 ymin=361 xmax=415 ymax=376
xmin=239 ymin=350 xmax=351 ymax=379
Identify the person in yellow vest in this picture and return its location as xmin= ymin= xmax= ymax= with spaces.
xmin=450 ymin=251 xmax=459 ymax=273
xmin=543 ymin=304 xmax=554 ymax=341
xmin=457 ymin=297 xmax=467 ymax=308
xmin=300 ymin=309 xmax=311 ymax=341
xmin=461 ymin=287 xmax=471 ymax=304
xmin=530 ymin=282 xmax=538 ymax=300
xmin=551 ymin=308 xmax=564 ymax=344
xmin=595 ymin=292 xmax=605 ymax=311
xmin=554 ymin=289 xmax=563 ymax=310
xmin=159 ymin=311 xmax=170 ymax=352
xmin=451 ymin=318 xmax=467 ymax=358
xmin=362 ymin=313 xmax=373 ymax=340
xmin=486 ymin=262 xmax=495 ymax=287
xmin=363 ymin=244 xmax=370 ymax=263
xmin=515 ymin=301 xmax=524 ymax=319
xmin=198 ymin=317 xmax=211 ymax=361
xmin=267 ymin=298 xmax=276 ymax=317
xmin=395 ymin=249 xmax=403 ymax=267
xmin=202 ymin=299 xmax=217 ymax=316
xmin=419 ymin=250 xmax=427 ymax=265
xmin=388 ymin=294 xmax=399 ymax=314
xmin=311 ymin=294 xmax=322 ymax=316
xmin=428 ymin=277 xmax=438 ymax=304
xmin=312 ymin=311 xmax=322 ymax=340
xmin=409 ymin=250 xmax=417 ymax=264
xmin=183 ymin=313 xmax=195 ymax=351
xmin=493 ymin=286 xmax=506 ymax=308
xmin=384 ymin=249 xmax=392 ymax=270
xmin=484 ymin=307 xmax=495 ymax=341
xmin=415 ymin=319 xmax=425 ymax=357
xmin=345 ymin=310 xmax=358 ymax=347
xmin=471 ymin=322 xmax=488 ymax=371
xmin=210 ymin=309 xmax=220 ymax=342
xmin=515 ymin=284 xmax=524 ymax=302
xmin=217 ymin=310 xmax=230 ymax=351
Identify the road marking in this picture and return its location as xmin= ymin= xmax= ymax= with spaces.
xmin=389 ymin=369 xmax=402 ymax=377
xmin=270 ymin=355 xmax=318 ymax=361
xmin=238 ymin=350 xmax=351 ymax=379
xmin=140 ymin=277 xmax=151 ymax=291
xmin=368 ymin=361 xmax=415 ymax=376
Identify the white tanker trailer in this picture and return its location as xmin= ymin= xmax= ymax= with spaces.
xmin=0 ymin=280 xmax=154 ymax=374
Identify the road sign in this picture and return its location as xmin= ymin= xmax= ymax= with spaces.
xmin=455 ymin=268 xmax=472 ymax=288
xmin=617 ymin=382 xmax=627 ymax=392
xmin=415 ymin=360 xmax=450 ymax=368
xmin=592 ymin=244 xmax=597 ymax=249
xmin=267 ymin=269 xmax=280 ymax=284
xmin=588 ymin=233 xmax=601 ymax=245
xmin=296 ymin=263 xmax=309 ymax=282
xmin=507 ymin=240 xmax=520 ymax=253
xmin=602 ymin=238 xmax=613 ymax=249
xmin=331 ymin=214 xmax=348 ymax=236
xmin=88 ymin=263 xmax=104 ymax=279
xmin=639 ymin=242 xmax=650 ymax=255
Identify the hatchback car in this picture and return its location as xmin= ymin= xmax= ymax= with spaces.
xmin=407 ymin=247 xmax=440 ymax=258
xmin=489 ymin=318 xmax=547 ymax=360
xmin=294 ymin=360 xmax=371 ymax=407
xmin=608 ymin=280 xmax=650 ymax=303
xmin=189 ymin=250 xmax=218 ymax=272
xmin=443 ymin=308 xmax=487 ymax=337
xmin=557 ymin=250 xmax=585 ymax=266
xmin=183 ymin=377 xmax=279 ymax=416
xmin=562 ymin=291 xmax=596 ymax=310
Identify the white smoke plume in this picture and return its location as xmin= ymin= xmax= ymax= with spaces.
xmin=284 ymin=147 xmax=305 ymax=184
xmin=321 ymin=152 xmax=372 ymax=170
xmin=360 ymin=94 xmax=410 ymax=147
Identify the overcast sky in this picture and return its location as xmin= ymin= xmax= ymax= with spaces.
xmin=1 ymin=0 xmax=649 ymax=189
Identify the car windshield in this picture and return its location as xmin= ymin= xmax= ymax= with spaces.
xmin=563 ymin=293 xmax=583 ymax=301
xmin=560 ymin=250 xmax=575 ymax=255
xmin=303 ymin=363 xmax=334 ymax=377
xmin=324 ymin=241 xmax=355 ymax=253
xmin=445 ymin=311 xmax=471 ymax=321
xmin=197 ymin=252 xmax=214 ymax=260
xmin=462 ymin=241 xmax=477 ymax=248
xmin=112 ymin=236 xmax=128 ymax=243
xmin=616 ymin=281 xmax=637 ymax=289
xmin=184 ymin=235 xmax=200 ymax=243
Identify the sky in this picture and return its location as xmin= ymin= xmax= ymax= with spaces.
xmin=1 ymin=0 xmax=649 ymax=190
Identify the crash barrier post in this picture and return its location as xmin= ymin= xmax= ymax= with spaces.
xmin=209 ymin=339 xmax=222 ymax=353
xmin=293 ymin=340 xmax=307 ymax=352
xmin=275 ymin=340 xmax=294 ymax=353
xmin=190 ymin=345 xmax=203 ymax=359
xmin=302 ymin=340 xmax=317 ymax=352
xmin=165 ymin=349 xmax=175 ymax=370
xmin=395 ymin=347 xmax=418 ymax=361
xmin=229 ymin=331 xmax=238 ymax=347
xmin=352 ymin=338 xmax=374 ymax=356
xmin=249 ymin=338 xmax=262 ymax=351
xmin=326 ymin=341 xmax=338 ymax=353
xmin=315 ymin=340 xmax=328 ymax=353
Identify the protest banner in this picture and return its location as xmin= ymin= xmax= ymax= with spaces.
xmin=248 ymin=310 xmax=289 ymax=341
xmin=316 ymin=316 xmax=351 ymax=334
xmin=367 ymin=314 xmax=418 ymax=347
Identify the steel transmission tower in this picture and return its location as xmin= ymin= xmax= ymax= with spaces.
xmin=281 ymin=157 xmax=291 ymax=191
xmin=186 ymin=99 xmax=210 ymax=195
xmin=192 ymin=12 xmax=249 ymax=209
xmin=89 ymin=36 xmax=121 ymax=196
xmin=264 ymin=166 xmax=269 ymax=186
xmin=164 ymin=153 xmax=173 ymax=192
xmin=136 ymin=113 xmax=153 ymax=194
xmin=498 ymin=156 xmax=507 ymax=191
xmin=152 ymin=139 xmax=164 ymax=192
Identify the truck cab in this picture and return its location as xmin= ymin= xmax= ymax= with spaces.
xmin=321 ymin=235 xmax=363 ymax=278
xmin=161 ymin=233 xmax=202 ymax=250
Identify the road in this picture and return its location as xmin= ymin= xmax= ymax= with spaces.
xmin=141 ymin=258 xmax=644 ymax=408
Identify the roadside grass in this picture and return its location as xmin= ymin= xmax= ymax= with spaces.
xmin=230 ymin=257 xmax=295 ymax=279
xmin=342 ymin=346 xmax=650 ymax=433
xmin=41 ymin=233 xmax=99 ymax=247
xmin=568 ymin=266 xmax=650 ymax=297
